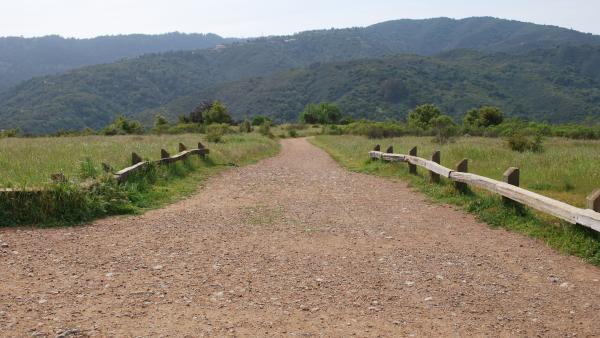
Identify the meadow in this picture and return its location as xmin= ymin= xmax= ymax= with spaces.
xmin=312 ymin=135 xmax=600 ymax=207
xmin=0 ymin=133 xmax=280 ymax=226
xmin=311 ymin=135 xmax=600 ymax=265
xmin=0 ymin=133 xmax=277 ymax=188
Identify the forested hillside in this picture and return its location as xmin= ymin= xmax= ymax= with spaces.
xmin=144 ymin=48 xmax=600 ymax=124
xmin=0 ymin=32 xmax=232 ymax=91
xmin=2 ymin=17 xmax=600 ymax=133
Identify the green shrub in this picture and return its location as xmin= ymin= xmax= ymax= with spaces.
xmin=239 ymin=120 xmax=253 ymax=133
xmin=101 ymin=116 xmax=145 ymax=135
xmin=506 ymin=132 xmax=544 ymax=152
xmin=251 ymin=115 xmax=273 ymax=126
xmin=152 ymin=114 xmax=170 ymax=134
xmin=431 ymin=115 xmax=459 ymax=144
xmin=206 ymin=123 xmax=233 ymax=143
xmin=203 ymin=101 xmax=232 ymax=124
xmin=300 ymin=102 xmax=343 ymax=124
xmin=258 ymin=122 xmax=274 ymax=138
xmin=464 ymin=106 xmax=504 ymax=129
xmin=288 ymin=129 xmax=298 ymax=138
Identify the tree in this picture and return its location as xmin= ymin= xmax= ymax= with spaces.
xmin=299 ymin=102 xmax=342 ymax=124
xmin=478 ymin=106 xmax=504 ymax=127
xmin=239 ymin=119 xmax=253 ymax=133
xmin=203 ymin=101 xmax=232 ymax=124
xmin=251 ymin=115 xmax=272 ymax=126
xmin=319 ymin=103 xmax=342 ymax=124
xmin=431 ymin=114 xmax=458 ymax=144
xmin=463 ymin=106 xmax=504 ymax=128
xmin=299 ymin=103 xmax=320 ymax=124
xmin=101 ymin=115 xmax=144 ymax=135
xmin=189 ymin=101 xmax=212 ymax=124
xmin=153 ymin=114 xmax=170 ymax=133
xmin=408 ymin=104 xmax=441 ymax=130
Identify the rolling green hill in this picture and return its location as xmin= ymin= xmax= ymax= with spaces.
xmin=144 ymin=48 xmax=600 ymax=124
xmin=0 ymin=32 xmax=233 ymax=92
xmin=2 ymin=17 xmax=600 ymax=133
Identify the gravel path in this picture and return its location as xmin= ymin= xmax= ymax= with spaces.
xmin=1 ymin=137 xmax=600 ymax=337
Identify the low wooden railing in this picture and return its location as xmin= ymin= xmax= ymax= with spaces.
xmin=0 ymin=142 xmax=209 ymax=191
xmin=369 ymin=145 xmax=600 ymax=232
xmin=114 ymin=142 xmax=209 ymax=183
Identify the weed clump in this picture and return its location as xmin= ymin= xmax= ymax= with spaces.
xmin=506 ymin=132 xmax=544 ymax=152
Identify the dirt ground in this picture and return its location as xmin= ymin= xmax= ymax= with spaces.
xmin=1 ymin=137 xmax=600 ymax=337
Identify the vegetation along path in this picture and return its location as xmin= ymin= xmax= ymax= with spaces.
xmin=2 ymin=138 xmax=600 ymax=336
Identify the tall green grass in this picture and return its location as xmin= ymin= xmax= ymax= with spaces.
xmin=311 ymin=135 xmax=600 ymax=265
xmin=0 ymin=133 xmax=279 ymax=226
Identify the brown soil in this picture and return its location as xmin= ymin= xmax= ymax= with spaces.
xmin=1 ymin=138 xmax=600 ymax=337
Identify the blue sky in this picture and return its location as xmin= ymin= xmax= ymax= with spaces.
xmin=1 ymin=0 xmax=599 ymax=38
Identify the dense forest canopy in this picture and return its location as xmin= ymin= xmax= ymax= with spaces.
xmin=0 ymin=32 xmax=234 ymax=91
xmin=144 ymin=48 xmax=600 ymax=124
xmin=1 ymin=17 xmax=600 ymax=134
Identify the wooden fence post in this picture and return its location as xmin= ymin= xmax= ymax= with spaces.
xmin=587 ymin=189 xmax=600 ymax=212
xmin=161 ymin=149 xmax=170 ymax=159
xmin=408 ymin=147 xmax=417 ymax=174
xmin=198 ymin=142 xmax=206 ymax=159
xmin=454 ymin=159 xmax=469 ymax=192
xmin=101 ymin=162 xmax=112 ymax=173
xmin=179 ymin=143 xmax=187 ymax=152
xmin=374 ymin=144 xmax=381 ymax=151
xmin=386 ymin=146 xmax=393 ymax=154
xmin=430 ymin=151 xmax=441 ymax=183
xmin=132 ymin=152 xmax=142 ymax=165
xmin=503 ymin=167 xmax=520 ymax=207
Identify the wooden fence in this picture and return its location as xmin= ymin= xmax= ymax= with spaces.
xmin=114 ymin=142 xmax=209 ymax=183
xmin=369 ymin=145 xmax=600 ymax=232
xmin=0 ymin=142 xmax=209 ymax=193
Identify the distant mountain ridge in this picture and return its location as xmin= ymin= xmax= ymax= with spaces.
xmin=0 ymin=32 xmax=235 ymax=91
xmin=142 ymin=47 xmax=600 ymax=124
xmin=1 ymin=17 xmax=600 ymax=133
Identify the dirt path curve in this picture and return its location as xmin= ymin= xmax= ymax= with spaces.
xmin=2 ymin=138 xmax=600 ymax=337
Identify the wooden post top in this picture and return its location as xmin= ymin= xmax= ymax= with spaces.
xmin=409 ymin=146 xmax=417 ymax=156
xmin=179 ymin=143 xmax=187 ymax=152
xmin=386 ymin=146 xmax=393 ymax=154
xmin=132 ymin=152 xmax=143 ymax=165
xmin=198 ymin=142 xmax=205 ymax=149
xmin=587 ymin=189 xmax=600 ymax=212
xmin=503 ymin=167 xmax=520 ymax=186
xmin=374 ymin=144 xmax=381 ymax=151
xmin=455 ymin=158 xmax=468 ymax=173
xmin=161 ymin=149 xmax=170 ymax=159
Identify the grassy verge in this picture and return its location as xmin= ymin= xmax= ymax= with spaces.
xmin=0 ymin=133 xmax=279 ymax=227
xmin=310 ymin=135 xmax=600 ymax=266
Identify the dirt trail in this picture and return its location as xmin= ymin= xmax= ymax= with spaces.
xmin=1 ymin=138 xmax=600 ymax=337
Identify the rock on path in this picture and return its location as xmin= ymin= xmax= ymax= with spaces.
xmin=1 ymin=138 xmax=600 ymax=336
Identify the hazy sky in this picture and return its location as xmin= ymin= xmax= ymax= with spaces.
xmin=1 ymin=0 xmax=599 ymax=38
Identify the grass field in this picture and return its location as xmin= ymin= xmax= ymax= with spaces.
xmin=0 ymin=133 xmax=277 ymax=187
xmin=311 ymin=135 xmax=600 ymax=265
xmin=0 ymin=133 xmax=279 ymax=226
xmin=311 ymin=135 xmax=600 ymax=207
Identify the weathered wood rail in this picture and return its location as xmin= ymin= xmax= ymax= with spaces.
xmin=115 ymin=142 xmax=209 ymax=183
xmin=369 ymin=145 xmax=600 ymax=232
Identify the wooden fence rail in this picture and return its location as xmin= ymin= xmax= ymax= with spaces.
xmin=369 ymin=145 xmax=600 ymax=232
xmin=115 ymin=143 xmax=209 ymax=183
xmin=0 ymin=142 xmax=210 ymax=191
